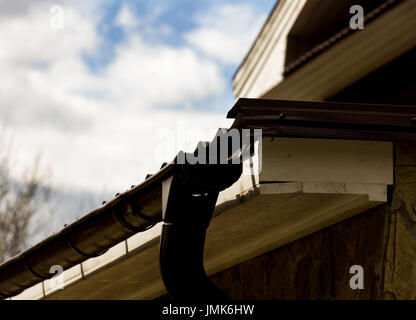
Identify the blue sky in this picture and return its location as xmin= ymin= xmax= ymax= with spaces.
xmin=0 ymin=0 xmax=275 ymax=241
xmin=84 ymin=0 xmax=275 ymax=111
xmin=89 ymin=1 xmax=274 ymax=66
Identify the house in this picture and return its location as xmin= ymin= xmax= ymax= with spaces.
xmin=1 ymin=0 xmax=416 ymax=300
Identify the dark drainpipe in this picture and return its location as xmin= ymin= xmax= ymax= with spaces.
xmin=159 ymin=146 xmax=243 ymax=301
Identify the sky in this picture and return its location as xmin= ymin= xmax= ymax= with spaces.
xmin=0 ymin=0 xmax=275 ymax=242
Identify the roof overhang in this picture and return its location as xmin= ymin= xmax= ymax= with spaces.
xmin=10 ymin=98 xmax=415 ymax=300
xmin=22 ymin=136 xmax=391 ymax=299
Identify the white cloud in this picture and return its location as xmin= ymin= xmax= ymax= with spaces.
xmin=0 ymin=0 xmax=272 ymax=244
xmin=104 ymin=33 xmax=225 ymax=109
xmin=185 ymin=4 xmax=266 ymax=65
xmin=0 ymin=4 xmax=98 ymax=64
xmin=0 ymin=1 xmax=229 ymax=197
xmin=13 ymin=111 xmax=231 ymax=194
xmin=0 ymin=3 xmax=101 ymax=130
xmin=115 ymin=5 xmax=139 ymax=29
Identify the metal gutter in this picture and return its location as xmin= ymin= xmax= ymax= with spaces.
xmin=0 ymin=162 xmax=173 ymax=298
xmin=0 ymin=129 xmax=245 ymax=299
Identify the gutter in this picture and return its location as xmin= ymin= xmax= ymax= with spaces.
xmin=0 ymin=161 xmax=172 ymax=299
xmin=0 ymin=129 xmax=246 ymax=300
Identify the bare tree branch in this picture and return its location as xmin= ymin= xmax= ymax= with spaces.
xmin=0 ymin=138 xmax=50 ymax=262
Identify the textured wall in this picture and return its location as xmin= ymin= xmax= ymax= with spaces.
xmin=211 ymin=204 xmax=390 ymax=299
xmin=383 ymin=143 xmax=416 ymax=299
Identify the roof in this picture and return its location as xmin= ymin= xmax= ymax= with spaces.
xmin=1 ymin=98 xmax=416 ymax=299
xmin=283 ymin=0 xmax=404 ymax=76
xmin=231 ymin=0 xmax=281 ymax=80
xmin=232 ymin=0 xmax=412 ymax=99
xmin=233 ymin=0 xmax=403 ymax=80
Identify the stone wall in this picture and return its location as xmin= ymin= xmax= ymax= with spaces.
xmin=383 ymin=142 xmax=416 ymax=299
xmin=211 ymin=204 xmax=390 ymax=299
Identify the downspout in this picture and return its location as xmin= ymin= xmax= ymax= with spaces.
xmin=160 ymin=176 xmax=226 ymax=300
xmin=159 ymin=135 xmax=247 ymax=300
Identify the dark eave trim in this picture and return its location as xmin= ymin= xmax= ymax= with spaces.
xmin=228 ymin=98 xmax=416 ymax=142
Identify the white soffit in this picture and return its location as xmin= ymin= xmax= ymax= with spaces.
xmin=260 ymin=138 xmax=393 ymax=199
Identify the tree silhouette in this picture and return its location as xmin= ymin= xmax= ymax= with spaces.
xmin=0 ymin=138 xmax=50 ymax=263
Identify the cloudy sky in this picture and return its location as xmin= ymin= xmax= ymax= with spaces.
xmin=0 ymin=0 xmax=274 ymax=241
